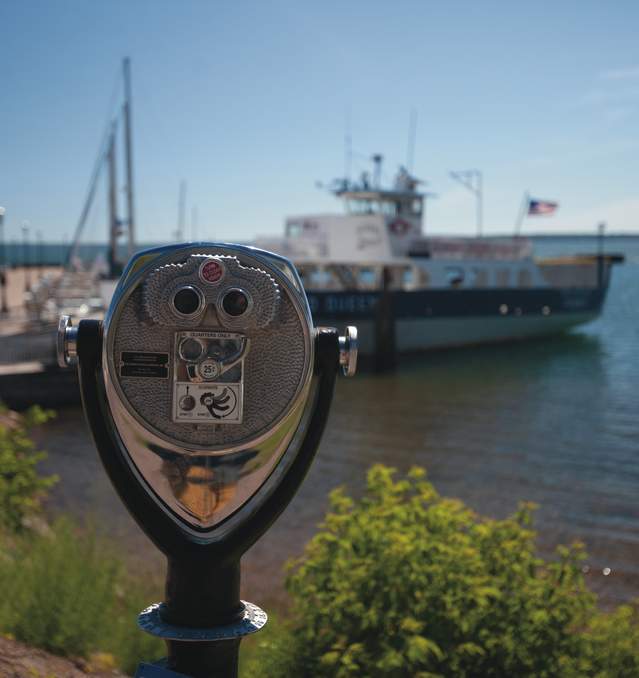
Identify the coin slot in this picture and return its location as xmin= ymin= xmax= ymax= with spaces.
xmin=179 ymin=337 xmax=205 ymax=362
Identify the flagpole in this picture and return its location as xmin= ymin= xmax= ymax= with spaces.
xmin=514 ymin=191 xmax=529 ymax=237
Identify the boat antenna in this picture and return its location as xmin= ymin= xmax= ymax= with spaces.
xmin=372 ymin=154 xmax=383 ymax=188
xmin=123 ymin=57 xmax=136 ymax=258
xmin=407 ymin=108 xmax=418 ymax=172
xmin=344 ymin=107 xmax=352 ymax=184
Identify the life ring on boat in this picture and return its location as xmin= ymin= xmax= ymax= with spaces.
xmin=389 ymin=218 xmax=411 ymax=236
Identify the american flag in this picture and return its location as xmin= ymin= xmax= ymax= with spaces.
xmin=528 ymin=199 xmax=558 ymax=216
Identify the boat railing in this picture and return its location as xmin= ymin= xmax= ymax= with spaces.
xmin=409 ymin=237 xmax=533 ymax=261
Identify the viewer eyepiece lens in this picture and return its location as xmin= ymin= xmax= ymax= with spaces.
xmin=172 ymin=286 xmax=202 ymax=316
xmin=222 ymin=289 xmax=250 ymax=317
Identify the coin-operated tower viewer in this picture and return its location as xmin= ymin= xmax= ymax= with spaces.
xmin=58 ymin=243 xmax=357 ymax=677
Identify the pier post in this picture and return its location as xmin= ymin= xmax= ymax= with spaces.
xmin=374 ymin=267 xmax=397 ymax=372
xmin=21 ymin=223 xmax=31 ymax=293
xmin=597 ymin=222 xmax=605 ymax=289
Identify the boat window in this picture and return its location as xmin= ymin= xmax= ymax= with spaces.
xmin=412 ymin=199 xmax=422 ymax=215
xmin=446 ymin=267 xmax=465 ymax=287
xmin=349 ymin=199 xmax=377 ymax=214
xmin=472 ymin=267 xmax=488 ymax=287
xmin=496 ymin=269 xmax=510 ymax=287
xmin=518 ymin=268 xmax=532 ymax=287
xmin=358 ymin=268 xmax=377 ymax=287
xmin=308 ymin=268 xmax=332 ymax=288
xmin=286 ymin=222 xmax=302 ymax=238
xmin=417 ymin=268 xmax=430 ymax=287
xmin=381 ymin=201 xmax=398 ymax=216
xmin=402 ymin=267 xmax=415 ymax=288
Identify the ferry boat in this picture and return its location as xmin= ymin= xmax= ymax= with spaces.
xmin=254 ymin=166 xmax=622 ymax=356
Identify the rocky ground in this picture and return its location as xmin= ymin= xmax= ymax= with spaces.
xmin=0 ymin=636 xmax=125 ymax=678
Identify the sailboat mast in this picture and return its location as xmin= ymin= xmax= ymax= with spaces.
xmin=123 ymin=57 xmax=135 ymax=257
xmin=107 ymin=122 xmax=119 ymax=277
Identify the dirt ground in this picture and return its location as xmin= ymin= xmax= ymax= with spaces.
xmin=0 ymin=636 xmax=125 ymax=678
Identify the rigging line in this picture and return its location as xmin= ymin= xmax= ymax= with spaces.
xmin=65 ymin=139 xmax=109 ymax=265
xmin=66 ymin=65 xmax=123 ymax=266
xmin=350 ymin=148 xmax=372 ymax=162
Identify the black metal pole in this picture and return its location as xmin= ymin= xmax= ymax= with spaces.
xmin=163 ymin=559 xmax=243 ymax=677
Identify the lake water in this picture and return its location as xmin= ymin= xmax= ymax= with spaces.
xmin=35 ymin=235 xmax=639 ymax=608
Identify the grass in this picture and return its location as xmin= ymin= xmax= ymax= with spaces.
xmin=0 ymin=518 xmax=164 ymax=674
xmin=0 ymin=515 xmax=287 ymax=675
xmin=239 ymin=612 xmax=292 ymax=677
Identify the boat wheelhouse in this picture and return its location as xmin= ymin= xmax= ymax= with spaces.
xmin=254 ymin=164 xmax=621 ymax=355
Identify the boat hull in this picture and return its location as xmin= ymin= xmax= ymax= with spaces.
xmin=306 ymin=286 xmax=606 ymax=354
xmin=332 ymin=312 xmax=597 ymax=353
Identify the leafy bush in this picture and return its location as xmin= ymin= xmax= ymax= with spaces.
xmin=255 ymin=465 xmax=639 ymax=677
xmin=0 ymin=405 xmax=57 ymax=532
xmin=0 ymin=518 xmax=164 ymax=672
xmin=566 ymin=605 xmax=639 ymax=678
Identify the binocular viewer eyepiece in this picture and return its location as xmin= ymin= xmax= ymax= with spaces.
xmin=59 ymin=243 xmax=356 ymax=676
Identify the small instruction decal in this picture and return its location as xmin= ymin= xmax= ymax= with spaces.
xmin=173 ymin=383 xmax=242 ymax=423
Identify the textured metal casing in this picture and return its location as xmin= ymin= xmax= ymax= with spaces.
xmin=101 ymin=243 xmax=315 ymax=538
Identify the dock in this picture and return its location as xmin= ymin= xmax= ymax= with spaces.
xmin=0 ymin=267 xmax=114 ymax=409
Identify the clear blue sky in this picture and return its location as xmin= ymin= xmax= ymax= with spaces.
xmin=1 ymin=1 xmax=638 ymax=244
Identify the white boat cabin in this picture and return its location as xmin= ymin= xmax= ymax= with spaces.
xmin=254 ymin=167 xmax=601 ymax=292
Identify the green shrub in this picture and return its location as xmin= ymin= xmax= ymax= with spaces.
xmin=0 ymin=518 xmax=164 ymax=672
xmin=257 ymin=464 xmax=639 ymax=677
xmin=564 ymin=605 xmax=639 ymax=677
xmin=0 ymin=405 xmax=57 ymax=532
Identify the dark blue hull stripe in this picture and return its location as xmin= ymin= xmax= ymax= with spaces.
xmin=306 ymin=287 xmax=607 ymax=320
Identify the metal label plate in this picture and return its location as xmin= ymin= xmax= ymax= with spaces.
xmin=172 ymin=330 xmax=246 ymax=425
xmin=120 ymin=351 xmax=169 ymax=379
